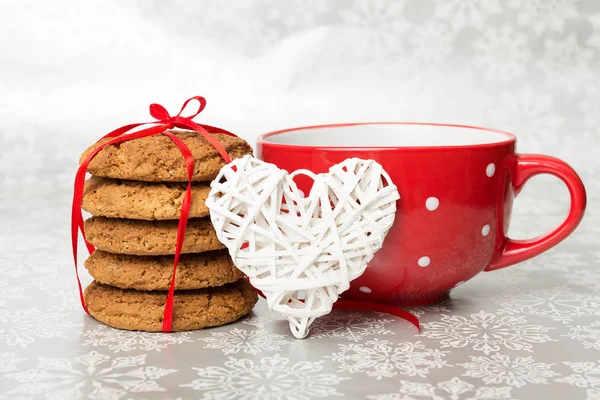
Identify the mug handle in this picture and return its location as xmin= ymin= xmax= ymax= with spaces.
xmin=485 ymin=154 xmax=587 ymax=272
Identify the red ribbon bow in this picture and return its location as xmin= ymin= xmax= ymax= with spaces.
xmin=72 ymin=96 xmax=237 ymax=332
xmin=72 ymin=96 xmax=420 ymax=334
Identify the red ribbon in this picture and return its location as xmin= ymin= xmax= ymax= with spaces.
xmin=334 ymin=300 xmax=420 ymax=332
xmin=71 ymin=96 xmax=235 ymax=332
xmin=72 ymin=96 xmax=419 ymax=334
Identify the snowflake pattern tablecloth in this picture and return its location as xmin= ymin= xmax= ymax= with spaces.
xmin=0 ymin=184 xmax=598 ymax=400
xmin=2 ymin=0 xmax=600 ymax=398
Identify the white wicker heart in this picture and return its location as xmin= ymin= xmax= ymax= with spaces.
xmin=206 ymin=155 xmax=400 ymax=338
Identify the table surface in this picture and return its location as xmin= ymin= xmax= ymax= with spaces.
xmin=0 ymin=179 xmax=598 ymax=400
xmin=2 ymin=0 xmax=600 ymax=397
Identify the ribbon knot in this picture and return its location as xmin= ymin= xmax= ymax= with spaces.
xmin=149 ymin=96 xmax=208 ymax=130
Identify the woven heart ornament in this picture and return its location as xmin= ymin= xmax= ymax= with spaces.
xmin=206 ymin=155 xmax=400 ymax=338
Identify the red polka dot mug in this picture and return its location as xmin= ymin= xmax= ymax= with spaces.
xmin=257 ymin=123 xmax=587 ymax=307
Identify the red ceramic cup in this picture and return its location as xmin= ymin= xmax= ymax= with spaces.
xmin=257 ymin=123 xmax=587 ymax=307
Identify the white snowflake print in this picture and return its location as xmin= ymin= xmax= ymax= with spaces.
xmin=565 ymin=321 xmax=600 ymax=351
xmin=528 ymin=250 xmax=588 ymax=272
xmin=328 ymin=339 xmax=449 ymax=380
xmin=0 ymin=352 xmax=25 ymax=373
xmin=408 ymin=303 xmax=451 ymax=319
xmin=473 ymin=24 xmax=531 ymax=82
xmin=44 ymin=292 xmax=82 ymax=313
xmin=537 ymin=34 xmax=595 ymax=94
xmin=573 ymin=222 xmax=600 ymax=248
xmin=125 ymin=398 xmax=183 ymax=400
xmin=367 ymin=377 xmax=513 ymax=400
xmin=0 ymin=280 xmax=26 ymax=306
xmin=496 ymin=286 xmax=600 ymax=323
xmin=433 ymin=0 xmax=501 ymax=32
xmin=407 ymin=21 xmax=453 ymax=66
xmin=199 ymin=328 xmax=290 ymax=355
xmin=477 ymin=265 xmax=531 ymax=288
xmin=0 ymin=248 xmax=57 ymax=279
xmin=508 ymin=0 xmax=579 ymax=34
xmin=460 ymin=354 xmax=560 ymax=388
xmin=83 ymin=325 xmax=193 ymax=353
xmin=487 ymin=84 xmax=563 ymax=151
xmin=160 ymin=0 xmax=279 ymax=57
xmin=557 ymin=360 xmax=600 ymax=399
xmin=561 ymin=131 xmax=600 ymax=179
xmin=241 ymin=314 xmax=268 ymax=329
xmin=181 ymin=354 xmax=348 ymax=400
xmin=5 ymin=350 xmax=176 ymax=400
xmin=566 ymin=269 xmax=600 ymax=293
xmin=0 ymin=307 xmax=80 ymax=348
xmin=420 ymin=311 xmax=555 ymax=354
xmin=29 ymin=272 xmax=73 ymax=293
xmin=339 ymin=0 xmax=410 ymax=60
xmin=309 ymin=311 xmax=395 ymax=342
xmin=515 ymin=194 xmax=570 ymax=217
xmin=262 ymin=0 xmax=331 ymax=30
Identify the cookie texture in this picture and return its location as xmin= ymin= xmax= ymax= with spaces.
xmin=80 ymin=130 xmax=253 ymax=182
xmin=84 ymin=279 xmax=258 ymax=332
xmin=82 ymin=176 xmax=211 ymax=220
xmin=85 ymin=250 xmax=243 ymax=291
xmin=84 ymin=216 xmax=225 ymax=255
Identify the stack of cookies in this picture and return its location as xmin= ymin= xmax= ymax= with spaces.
xmin=79 ymin=130 xmax=258 ymax=332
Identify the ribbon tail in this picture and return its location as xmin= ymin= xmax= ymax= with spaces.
xmin=161 ymin=132 xmax=196 ymax=332
xmin=72 ymin=164 xmax=90 ymax=314
xmin=161 ymin=184 xmax=191 ymax=333
xmin=78 ymin=212 xmax=95 ymax=254
xmin=333 ymin=300 xmax=420 ymax=332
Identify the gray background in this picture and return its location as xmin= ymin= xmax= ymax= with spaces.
xmin=0 ymin=1 xmax=599 ymax=399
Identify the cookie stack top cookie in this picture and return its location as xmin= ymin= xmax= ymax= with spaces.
xmin=81 ymin=130 xmax=253 ymax=182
